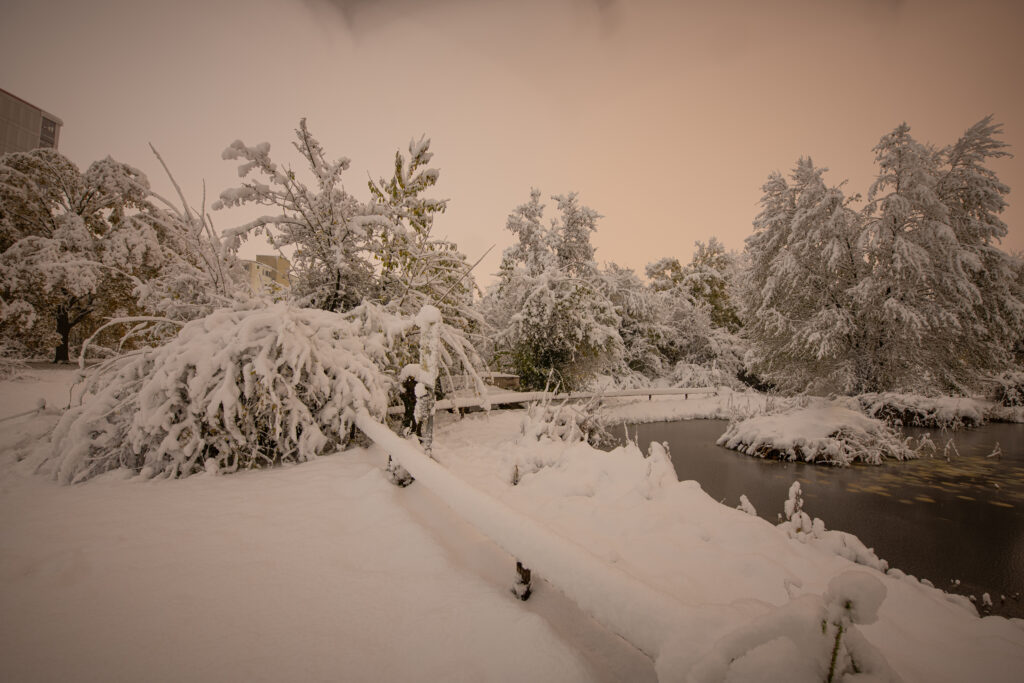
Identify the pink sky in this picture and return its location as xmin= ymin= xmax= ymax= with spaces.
xmin=2 ymin=0 xmax=1022 ymax=285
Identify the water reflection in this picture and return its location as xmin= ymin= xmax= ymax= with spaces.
xmin=623 ymin=420 xmax=1024 ymax=618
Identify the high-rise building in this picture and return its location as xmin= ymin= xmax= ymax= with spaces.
xmin=1 ymin=87 xmax=62 ymax=155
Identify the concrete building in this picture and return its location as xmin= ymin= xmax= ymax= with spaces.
xmin=1 ymin=88 xmax=62 ymax=155
xmin=243 ymin=255 xmax=291 ymax=294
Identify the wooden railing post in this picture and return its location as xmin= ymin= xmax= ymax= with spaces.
xmin=415 ymin=306 xmax=441 ymax=457
xmin=514 ymin=561 xmax=532 ymax=600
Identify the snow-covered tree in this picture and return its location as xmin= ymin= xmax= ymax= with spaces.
xmin=215 ymin=122 xmax=486 ymax=396
xmin=644 ymin=250 xmax=746 ymax=385
xmin=600 ymin=263 xmax=669 ymax=377
xmin=214 ymin=119 xmax=379 ymax=312
xmin=48 ymin=304 xmax=394 ymax=483
xmin=743 ymin=118 xmax=1024 ymax=393
xmin=0 ymin=149 xmax=159 ymax=361
xmin=131 ymin=146 xmax=248 ymax=327
xmin=488 ymin=189 xmax=622 ymax=390
xmin=683 ymin=237 xmax=742 ymax=333
xmin=853 ymin=118 xmax=1024 ymax=391
xmin=367 ymin=136 xmax=480 ymax=334
xmin=742 ymin=158 xmax=864 ymax=392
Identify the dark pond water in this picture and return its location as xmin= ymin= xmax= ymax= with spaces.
xmin=623 ymin=420 xmax=1024 ymax=618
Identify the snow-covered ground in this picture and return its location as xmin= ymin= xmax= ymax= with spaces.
xmin=2 ymin=370 xmax=1023 ymax=681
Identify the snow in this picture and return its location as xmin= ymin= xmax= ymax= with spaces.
xmin=717 ymin=400 xmax=919 ymax=465
xmin=858 ymin=392 xmax=988 ymax=428
xmin=428 ymin=409 xmax=1024 ymax=681
xmin=602 ymin=387 xmax=768 ymax=424
xmin=3 ymin=370 xmax=1024 ymax=682
xmin=0 ymin=449 xmax=598 ymax=683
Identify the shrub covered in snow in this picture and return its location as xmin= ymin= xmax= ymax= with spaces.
xmin=776 ymin=482 xmax=889 ymax=572
xmin=990 ymin=371 xmax=1024 ymax=408
xmin=688 ymin=570 xmax=897 ymax=683
xmin=48 ymin=304 xmax=393 ymax=483
xmin=518 ymin=393 xmax=611 ymax=448
xmin=857 ymin=392 xmax=986 ymax=429
xmin=718 ymin=402 xmax=921 ymax=466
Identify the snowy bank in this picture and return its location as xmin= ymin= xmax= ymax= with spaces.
xmin=433 ymin=411 xmax=1024 ymax=681
xmin=716 ymin=402 xmax=920 ymax=465
xmin=858 ymin=392 xmax=987 ymax=429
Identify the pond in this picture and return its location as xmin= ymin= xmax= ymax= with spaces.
xmin=623 ymin=420 xmax=1024 ymax=618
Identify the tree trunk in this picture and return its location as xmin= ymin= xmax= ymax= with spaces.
xmin=54 ymin=308 xmax=71 ymax=363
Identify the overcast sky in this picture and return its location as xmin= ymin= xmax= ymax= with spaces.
xmin=3 ymin=0 xmax=1023 ymax=284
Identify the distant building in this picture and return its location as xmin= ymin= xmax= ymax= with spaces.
xmin=243 ymin=255 xmax=291 ymax=294
xmin=1 ymin=87 xmax=62 ymax=155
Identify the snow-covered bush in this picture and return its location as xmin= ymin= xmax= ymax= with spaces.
xmin=718 ymin=402 xmax=921 ymax=466
xmin=669 ymin=361 xmax=728 ymax=389
xmin=0 ymin=340 xmax=30 ymax=379
xmin=487 ymin=189 xmax=624 ymax=391
xmin=777 ymin=482 xmax=890 ymax=572
xmin=857 ymin=392 xmax=985 ymax=429
xmin=687 ymin=570 xmax=898 ymax=683
xmin=518 ymin=393 xmax=611 ymax=447
xmin=990 ymin=370 xmax=1024 ymax=407
xmin=48 ymin=304 xmax=392 ymax=483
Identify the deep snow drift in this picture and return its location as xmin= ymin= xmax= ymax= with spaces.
xmin=2 ymin=370 xmax=1023 ymax=681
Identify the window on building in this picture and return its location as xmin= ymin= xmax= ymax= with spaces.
xmin=39 ymin=117 xmax=57 ymax=148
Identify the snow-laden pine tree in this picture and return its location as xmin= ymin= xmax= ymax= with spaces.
xmin=933 ymin=117 xmax=1024 ymax=386
xmin=743 ymin=118 xmax=1024 ymax=393
xmin=488 ymin=189 xmax=622 ymax=390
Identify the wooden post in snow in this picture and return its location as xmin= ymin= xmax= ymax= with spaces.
xmin=414 ymin=305 xmax=441 ymax=457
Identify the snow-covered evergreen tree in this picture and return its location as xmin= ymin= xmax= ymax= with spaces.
xmin=367 ymin=136 xmax=480 ymax=335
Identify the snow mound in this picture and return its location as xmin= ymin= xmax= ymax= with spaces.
xmin=47 ymin=304 xmax=392 ymax=483
xmin=717 ymin=402 xmax=918 ymax=465
xmin=684 ymin=571 xmax=898 ymax=682
xmin=858 ymin=392 xmax=986 ymax=429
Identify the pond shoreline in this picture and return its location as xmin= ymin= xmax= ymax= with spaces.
xmin=618 ymin=417 xmax=1024 ymax=619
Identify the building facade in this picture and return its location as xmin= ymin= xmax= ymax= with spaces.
xmin=1 ymin=88 xmax=62 ymax=156
xmin=243 ymin=255 xmax=291 ymax=295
